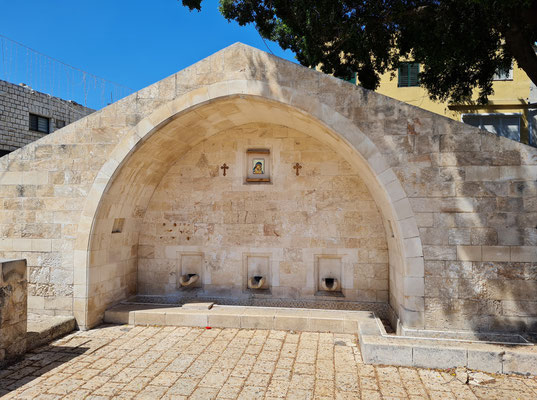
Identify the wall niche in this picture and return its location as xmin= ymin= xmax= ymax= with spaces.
xmin=245 ymin=148 xmax=271 ymax=183
xmin=176 ymin=252 xmax=203 ymax=290
xmin=243 ymin=254 xmax=271 ymax=292
xmin=315 ymin=256 xmax=343 ymax=296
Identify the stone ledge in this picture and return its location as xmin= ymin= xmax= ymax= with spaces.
xmin=358 ymin=316 xmax=537 ymax=376
xmin=26 ymin=313 xmax=77 ymax=351
xmin=104 ymin=303 xmax=372 ymax=334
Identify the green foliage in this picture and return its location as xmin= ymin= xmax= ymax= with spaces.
xmin=181 ymin=0 xmax=537 ymax=104
xmin=181 ymin=0 xmax=202 ymax=11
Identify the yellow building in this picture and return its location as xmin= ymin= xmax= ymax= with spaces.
xmin=368 ymin=62 xmax=536 ymax=146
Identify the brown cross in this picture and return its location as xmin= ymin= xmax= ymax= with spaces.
xmin=220 ymin=163 xmax=229 ymax=176
xmin=293 ymin=162 xmax=302 ymax=176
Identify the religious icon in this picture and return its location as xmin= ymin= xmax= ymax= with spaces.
xmin=252 ymin=159 xmax=265 ymax=174
xmin=246 ymin=148 xmax=270 ymax=183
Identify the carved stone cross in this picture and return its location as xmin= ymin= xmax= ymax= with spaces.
xmin=293 ymin=162 xmax=302 ymax=176
xmin=220 ymin=163 xmax=229 ymax=176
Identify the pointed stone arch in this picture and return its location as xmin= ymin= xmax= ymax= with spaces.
xmin=74 ymin=80 xmax=424 ymax=330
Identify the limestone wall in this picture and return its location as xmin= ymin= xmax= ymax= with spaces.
xmin=139 ymin=123 xmax=388 ymax=301
xmin=0 ymin=43 xmax=534 ymax=332
xmin=0 ymin=259 xmax=27 ymax=367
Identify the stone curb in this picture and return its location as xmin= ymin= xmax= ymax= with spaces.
xmin=358 ymin=316 xmax=537 ymax=376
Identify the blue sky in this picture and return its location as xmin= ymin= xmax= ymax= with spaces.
xmin=0 ymin=0 xmax=296 ymax=109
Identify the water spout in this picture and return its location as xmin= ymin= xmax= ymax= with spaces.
xmin=248 ymin=275 xmax=266 ymax=290
xmin=320 ymin=277 xmax=340 ymax=291
xmin=179 ymin=273 xmax=199 ymax=287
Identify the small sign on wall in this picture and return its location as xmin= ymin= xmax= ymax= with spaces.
xmin=246 ymin=148 xmax=271 ymax=183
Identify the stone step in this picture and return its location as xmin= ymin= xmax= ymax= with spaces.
xmin=27 ymin=314 xmax=77 ymax=351
xmin=104 ymin=303 xmax=373 ymax=334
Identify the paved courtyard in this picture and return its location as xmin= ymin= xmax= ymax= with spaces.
xmin=0 ymin=325 xmax=536 ymax=400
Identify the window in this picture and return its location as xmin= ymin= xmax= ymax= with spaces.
xmin=29 ymin=114 xmax=50 ymax=133
xmin=493 ymin=66 xmax=513 ymax=81
xmin=56 ymin=119 xmax=66 ymax=129
xmin=462 ymin=113 xmax=521 ymax=142
xmin=398 ymin=62 xmax=419 ymax=87
xmin=343 ymin=72 xmax=357 ymax=85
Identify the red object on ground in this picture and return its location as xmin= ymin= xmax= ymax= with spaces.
xmin=205 ymin=327 xmax=212 ymax=329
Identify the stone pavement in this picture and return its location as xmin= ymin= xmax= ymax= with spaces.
xmin=0 ymin=325 xmax=536 ymax=400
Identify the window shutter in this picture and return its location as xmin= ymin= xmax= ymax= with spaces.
xmin=37 ymin=116 xmax=49 ymax=133
xmin=29 ymin=113 xmax=50 ymax=133
xmin=409 ymin=63 xmax=419 ymax=86
xmin=398 ymin=63 xmax=419 ymax=87
xmin=29 ymin=114 xmax=38 ymax=131
xmin=398 ymin=64 xmax=409 ymax=87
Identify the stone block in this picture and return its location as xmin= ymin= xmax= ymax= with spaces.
xmin=403 ymin=277 xmax=424 ymax=296
xmin=399 ymin=217 xmax=420 ymax=239
xmin=274 ymin=313 xmax=310 ymax=331
xmin=503 ymin=351 xmax=537 ymax=376
xmin=359 ymin=336 xmax=413 ymax=366
xmin=497 ymin=229 xmax=524 ymax=246
xmin=467 ymin=348 xmax=504 ymax=374
xmin=448 ymin=229 xmax=471 ymax=245
xmin=457 ymin=246 xmax=482 ymax=261
xmin=470 ymin=228 xmax=497 ymax=246
xmin=501 ymin=300 xmax=537 ymax=317
xmin=482 ymin=246 xmax=511 ymax=262
xmin=240 ymin=314 xmax=275 ymax=330
xmin=308 ymin=317 xmax=344 ymax=333
xmin=423 ymin=245 xmax=457 ymax=261
xmin=404 ymin=257 xmax=424 ymax=278
xmin=207 ymin=312 xmax=241 ymax=328
xmin=403 ymin=296 xmax=425 ymax=312
xmin=510 ymin=246 xmax=537 ymax=262
xmin=465 ymin=166 xmax=500 ymax=181
xmin=166 ymin=311 xmax=207 ymax=327
xmin=412 ymin=345 xmax=467 ymax=369
xmin=415 ymin=212 xmax=434 ymax=228
xmin=420 ymin=228 xmax=449 ymax=245
xmin=399 ymin=308 xmax=424 ymax=329
xmin=135 ymin=310 xmax=166 ymax=325
xmin=500 ymin=166 xmax=537 ymax=181
xmin=104 ymin=308 xmax=133 ymax=324
xmin=342 ymin=318 xmax=359 ymax=334
xmin=440 ymin=134 xmax=481 ymax=153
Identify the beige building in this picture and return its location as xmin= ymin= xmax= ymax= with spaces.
xmin=0 ymin=44 xmax=535 ymax=338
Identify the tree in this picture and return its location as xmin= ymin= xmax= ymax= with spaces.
xmin=181 ymin=0 xmax=537 ymax=104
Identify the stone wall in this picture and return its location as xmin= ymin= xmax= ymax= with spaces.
xmin=139 ymin=123 xmax=389 ymax=301
xmin=0 ymin=259 xmax=27 ymax=367
xmin=0 ymin=79 xmax=94 ymax=154
xmin=0 ymin=43 xmax=534 ymax=332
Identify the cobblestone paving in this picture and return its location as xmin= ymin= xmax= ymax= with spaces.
xmin=1 ymin=325 xmax=536 ymax=399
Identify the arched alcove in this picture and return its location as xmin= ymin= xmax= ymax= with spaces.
xmin=74 ymin=90 xmax=424 ymax=330
xmin=138 ymin=122 xmax=389 ymax=303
